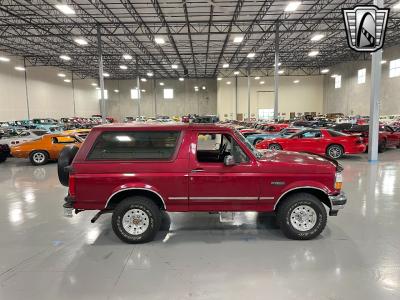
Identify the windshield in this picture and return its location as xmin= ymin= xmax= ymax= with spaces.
xmin=234 ymin=129 xmax=263 ymax=159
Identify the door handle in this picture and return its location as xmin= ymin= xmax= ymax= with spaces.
xmin=191 ymin=168 xmax=204 ymax=173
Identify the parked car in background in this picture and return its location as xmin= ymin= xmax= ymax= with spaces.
xmin=62 ymin=129 xmax=91 ymax=140
xmin=256 ymin=129 xmax=366 ymax=159
xmin=0 ymin=129 xmax=48 ymax=146
xmin=193 ymin=115 xmax=219 ymax=123
xmin=246 ymin=128 xmax=303 ymax=145
xmin=11 ymin=134 xmax=82 ymax=165
xmin=0 ymin=144 xmax=10 ymax=163
xmin=32 ymin=118 xmax=62 ymax=132
xmin=123 ymin=117 xmax=135 ymax=123
xmin=58 ymin=123 xmax=346 ymax=243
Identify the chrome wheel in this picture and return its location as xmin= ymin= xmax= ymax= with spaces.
xmin=290 ymin=205 xmax=317 ymax=232
xmin=269 ymin=144 xmax=281 ymax=151
xmin=328 ymin=145 xmax=342 ymax=159
xmin=33 ymin=152 xmax=46 ymax=164
xmin=122 ymin=209 xmax=150 ymax=235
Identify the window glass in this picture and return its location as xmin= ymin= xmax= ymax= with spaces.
xmin=389 ymin=59 xmax=400 ymax=78
xmin=358 ymin=68 xmax=366 ymax=84
xmin=97 ymin=89 xmax=109 ymax=100
xmin=335 ymin=75 xmax=341 ymax=88
xmin=164 ymin=88 xmax=174 ymax=99
xmin=130 ymin=88 xmax=139 ymax=99
xmin=298 ymin=130 xmax=322 ymax=138
xmin=88 ymin=131 xmax=180 ymax=161
xmin=328 ymin=130 xmax=347 ymax=137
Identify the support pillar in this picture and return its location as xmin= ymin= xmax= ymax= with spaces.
xmin=247 ymin=69 xmax=251 ymax=121
xmin=234 ymin=76 xmax=238 ymax=120
xmin=274 ymin=22 xmax=280 ymax=121
xmin=96 ymin=25 xmax=106 ymax=124
xmin=136 ymin=55 xmax=141 ymax=118
xmin=23 ymin=58 xmax=30 ymax=120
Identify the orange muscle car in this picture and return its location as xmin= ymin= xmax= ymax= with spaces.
xmin=11 ymin=134 xmax=82 ymax=165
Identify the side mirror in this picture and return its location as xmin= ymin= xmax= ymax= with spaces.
xmin=224 ymin=155 xmax=236 ymax=166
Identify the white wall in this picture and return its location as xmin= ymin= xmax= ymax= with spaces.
xmin=0 ymin=57 xmax=99 ymax=121
xmin=323 ymin=45 xmax=400 ymax=115
xmin=217 ymin=75 xmax=324 ymax=120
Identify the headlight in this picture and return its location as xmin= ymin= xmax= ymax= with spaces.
xmin=335 ymin=172 xmax=343 ymax=190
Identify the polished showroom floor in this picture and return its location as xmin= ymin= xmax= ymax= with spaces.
xmin=0 ymin=152 xmax=399 ymax=300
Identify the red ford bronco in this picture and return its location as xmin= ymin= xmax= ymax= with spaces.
xmin=58 ymin=123 xmax=346 ymax=243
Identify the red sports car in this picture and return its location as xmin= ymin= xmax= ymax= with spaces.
xmin=255 ymin=129 xmax=366 ymax=159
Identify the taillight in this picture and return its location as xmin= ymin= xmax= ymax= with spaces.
xmin=69 ymin=174 xmax=76 ymax=197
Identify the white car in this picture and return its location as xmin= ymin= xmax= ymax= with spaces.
xmin=0 ymin=130 xmax=48 ymax=147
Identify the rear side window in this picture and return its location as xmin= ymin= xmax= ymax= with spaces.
xmin=87 ymin=131 xmax=180 ymax=161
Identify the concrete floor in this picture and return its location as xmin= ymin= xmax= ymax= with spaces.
xmin=0 ymin=152 xmax=399 ymax=300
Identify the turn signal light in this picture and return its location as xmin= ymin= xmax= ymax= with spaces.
xmin=335 ymin=181 xmax=343 ymax=190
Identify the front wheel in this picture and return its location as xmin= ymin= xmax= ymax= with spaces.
xmin=269 ymin=143 xmax=282 ymax=151
xmin=112 ymin=196 xmax=161 ymax=244
xmin=326 ymin=144 xmax=343 ymax=159
xmin=29 ymin=150 xmax=49 ymax=166
xmin=277 ymin=193 xmax=327 ymax=240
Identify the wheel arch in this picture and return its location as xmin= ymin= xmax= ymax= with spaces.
xmin=105 ymin=188 xmax=166 ymax=210
xmin=274 ymin=187 xmax=331 ymax=212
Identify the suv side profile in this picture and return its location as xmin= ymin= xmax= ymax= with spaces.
xmin=60 ymin=123 xmax=346 ymax=243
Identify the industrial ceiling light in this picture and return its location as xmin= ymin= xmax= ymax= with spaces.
xmin=321 ymin=69 xmax=330 ymax=74
xmin=123 ymin=54 xmax=132 ymax=60
xmin=311 ymin=34 xmax=325 ymax=42
xmin=331 ymin=74 xmax=338 ymax=78
xmin=202 ymin=86 xmax=206 ymax=90
xmin=91 ymin=83 xmax=97 ymax=86
xmin=381 ymin=60 xmax=387 ymax=64
xmin=114 ymin=89 xmax=119 ymax=93
xmin=234 ymin=71 xmax=240 ymax=75
xmin=64 ymin=79 xmax=71 ymax=83
xmin=260 ymin=81 xmax=265 ymax=84
xmin=217 ymin=77 xmax=222 ymax=81
xmin=59 ymin=55 xmax=71 ymax=61
xmin=247 ymin=53 xmax=255 ymax=58
xmin=57 ymin=73 xmax=66 ymax=77
xmin=141 ymin=89 xmax=146 ymax=93
xmin=159 ymin=82 xmax=164 ymax=86
xmin=154 ymin=37 xmax=165 ymax=44
xmin=171 ymin=64 xmax=178 ymax=69
xmin=233 ymin=36 xmax=244 ymax=43
xmin=141 ymin=78 xmax=147 ymax=82
xmin=119 ymin=65 xmax=128 ymax=70
xmin=103 ymin=72 xmax=110 ymax=77
xmin=147 ymin=72 xmax=154 ymax=77
xmin=74 ymin=37 xmax=88 ymax=46
xmin=54 ymin=4 xmax=76 ymax=15
xmin=0 ymin=56 xmax=10 ymax=62
xmin=278 ymin=70 xmax=284 ymax=74
xmin=273 ymin=62 xmax=282 ymax=67
xmin=179 ymin=77 xmax=184 ymax=81
xmin=223 ymin=63 xmax=229 ymax=68
xmin=285 ymin=1 xmax=301 ymax=12
xmin=226 ymin=81 xmax=231 ymax=85
xmin=393 ymin=2 xmax=400 ymax=9
xmin=254 ymin=76 xmax=260 ymax=80
xmin=308 ymin=50 xmax=320 ymax=57
xmin=293 ymin=80 xmax=300 ymax=83
xmin=14 ymin=66 xmax=25 ymax=71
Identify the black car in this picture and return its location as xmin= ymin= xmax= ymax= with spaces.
xmin=0 ymin=144 xmax=10 ymax=163
xmin=193 ymin=115 xmax=220 ymax=123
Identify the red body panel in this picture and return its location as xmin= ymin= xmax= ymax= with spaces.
xmin=71 ymin=124 xmax=339 ymax=213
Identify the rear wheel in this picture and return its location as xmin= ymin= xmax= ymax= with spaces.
xmin=29 ymin=150 xmax=49 ymax=166
xmin=277 ymin=193 xmax=327 ymax=240
xmin=112 ymin=196 xmax=161 ymax=244
xmin=253 ymin=138 xmax=263 ymax=146
xmin=378 ymin=140 xmax=386 ymax=153
xmin=269 ymin=143 xmax=282 ymax=151
xmin=326 ymin=144 xmax=344 ymax=159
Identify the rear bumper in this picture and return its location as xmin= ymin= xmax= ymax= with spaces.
xmin=329 ymin=192 xmax=347 ymax=216
xmin=345 ymin=144 xmax=366 ymax=154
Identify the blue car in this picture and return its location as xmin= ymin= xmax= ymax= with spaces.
xmin=246 ymin=128 xmax=303 ymax=145
xmin=32 ymin=118 xmax=63 ymax=133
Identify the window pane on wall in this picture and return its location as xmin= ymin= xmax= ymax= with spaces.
xmin=130 ymin=89 xmax=139 ymax=99
xmin=335 ymin=75 xmax=341 ymax=89
xmin=164 ymin=88 xmax=174 ymax=99
xmin=97 ymin=89 xmax=108 ymax=99
xmin=358 ymin=68 xmax=366 ymax=84
xmin=389 ymin=59 xmax=400 ymax=78
xmin=258 ymin=108 xmax=274 ymax=120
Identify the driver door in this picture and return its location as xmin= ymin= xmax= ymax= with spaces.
xmin=188 ymin=131 xmax=261 ymax=211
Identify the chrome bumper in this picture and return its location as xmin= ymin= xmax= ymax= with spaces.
xmin=328 ymin=192 xmax=347 ymax=216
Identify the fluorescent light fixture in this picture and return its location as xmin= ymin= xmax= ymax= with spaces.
xmin=278 ymin=70 xmax=284 ymax=74
xmin=223 ymin=63 xmax=229 ymax=68
xmin=260 ymin=81 xmax=265 ymax=84
xmin=159 ymin=82 xmax=164 ymax=86
xmin=54 ymin=4 xmax=75 ymax=15
xmin=147 ymin=72 xmax=154 ymax=77
xmin=331 ymin=74 xmax=338 ymax=78
xmin=64 ymin=79 xmax=71 ymax=83
xmin=114 ymin=89 xmax=119 ymax=93
xmin=103 ymin=72 xmax=110 ymax=77
xmin=226 ymin=81 xmax=231 ymax=85
xmin=234 ymin=71 xmax=240 ymax=75
xmin=217 ymin=77 xmax=222 ymax=81
xmin=141 ymin=89 xmax=146 ymax=93
xmin=57 ymin=73 xmax=66 ymax=77
xmin=140 ymin=78 xmax=147 ymax=82
xmin=294 ymin=80 xmax=300 ymax=83
xmin=96 ymin=87 xmax=100 ymax=90
xmin=311 ymin=34 xmax=325 ymax=42
xmin=119 ymin=65 xmax=128 ymax=70
xmin=155 ymin=37 xmax=165 ymax=44
xmin=202 ymin=86 xmax=206 ymax=90
xmin=91 ymin=83 xmax=97 ymax=86
xmin=394 ymin=2 xmax=400 ymax=9
xmin=0 ymin=56 xmax=10 ymax=62
xmin=254 ymin=76 xmax=260 ymax=80
xmin=14 ymin=66 xmax=25 ymax=71
xmin=381 ymin=60 xmax=387 ymax=64
xmin=285 ymin=1 xmax=301 ymax=12
xmin=171 ymin=64 xmax=178 ymax=69
xmin=233 ymin=36 xmax=244 ymax=43
xmin=59 ymin=55 xmax=71 ymax=61
xmin=123 ymin=54 xmax=132 ymax=60
xmin=194 ymin=86 xmax=198 ymax=89
xmin=247 ymin=53 xmax=256 ymax=58
xmin=179 ymin=77 xmax=184 ymax=81
xmin=274 ymin=62 xmax=282 ymax=67
xmin=74 ymin=38 xmax=88 ymax=46
xmin=308 ymin=50 xmax=320 ymax=57
xmin=321 ymin=68 xmax=330 ymax=74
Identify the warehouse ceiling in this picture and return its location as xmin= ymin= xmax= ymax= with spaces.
xmin=1 ymin=0 xmax=400 ymax=79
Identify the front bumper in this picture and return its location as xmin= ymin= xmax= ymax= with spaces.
xmin=328 ymin=192 xmax=347 ymax=216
